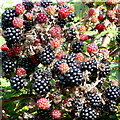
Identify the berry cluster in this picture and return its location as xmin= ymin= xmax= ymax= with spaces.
xmin=1 ymin=0 xmax=119 ymax=119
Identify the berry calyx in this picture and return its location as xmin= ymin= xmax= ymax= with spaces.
xmin=56 ymin=52 xmax=66 ymax=59
xmin=36 ymin=98 xmax=50 ymax=110
xmin=12 ymin=17 xmax=23 ymax=28
xmin=88 ymin=8 xmax=96 ymax=16
xmin=15 ymin=3 xmax=25 ymax=14
xmin=58 ymin=8 xmax=70 ymax=18
xmin=1 ymin=44 xmax=9 ymax=51
xmin=16 ymin=68 xmax=26 ymax=76
xmin=87 ymin=43 xmax=98 ymax=54
xmin=51 ymin=109 xmax=62 ymax=119
xmin=36 ymin=12 xmax=48 ymax=23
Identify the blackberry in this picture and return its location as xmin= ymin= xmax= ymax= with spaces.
xmin=32 ymin=69 xmax=52 ymax=81
xmin=116 ymin=33 xmax=120 ymax=44
xmin=20 ymin=57 xmax=37 ymax=73
xmin=62 ymin=54 xmax=79 ymax=68
xmin=10 ymin=75 xmax=25 ymax=90
xmin=105 ymin=100 xmax=117 ymax=111
xmin=80 ymin=107 xmax=97 ymax=120
xmin=37 ymin=107 xmax=51 ymax=119
xmin=1 ymin=9 xmax=17 ymax=30
xmin=38 ymin=47 xmax=55 ymax=66
xmin=33 ymin=78 xmax=51 ymax=94
xmin=4 ymin=27 xmax=21 ymax=48
xmin=87 ymin=93 xmax=101 ymax=107
xmin=99 ymin=62 xmax=110 ymax=77
xmin=24 ymin=21 xmax=34 ymax=31
xmin=57 ymin=17 xmax=67 ymax=28
xmin=72 ymin=98 xmax=83 ymax=117
xmin=80 ymin=60 xmax=97 ymax=72
xmin=22 ymin=2 xmax=34 ymax=10
xmin=59 ymin=68 xmax=83 ymax=86
xmin=72 ymin=41 xmax=84 ymax=53
xmin=67 ymin=13 xmax=75 ymax=22
xmin=2 ymin=59 xmax=15 ymax=73
xmin=64 ymin=28 xmax=76 ymax=42
xmin=56 ymin=4 xmax=69 ymax=11
xmin=40 ymin=0 xmax=52 ymax=8
xmin=105 ymin=86 xmax=120 ymax=100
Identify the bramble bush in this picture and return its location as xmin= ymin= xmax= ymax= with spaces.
xmin=1 ymin=0 xmax=120 ymax=120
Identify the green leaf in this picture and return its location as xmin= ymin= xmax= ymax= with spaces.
xmin=110 ymin=62 xmax=120 ymax=68
xmin=84 ymin=31 xmax=98 ymax=36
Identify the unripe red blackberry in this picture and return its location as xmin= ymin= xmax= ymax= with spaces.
xmin=58 ymin=7 xmax=70 ymax=18
xmin=87 ymin=43 xmax=98 ymax=54
xmin=36 ymin=12 xmax=48 ymax=23
xmin=88 ymin=8 xmax=96 ymax=16
xmin=51 ymin=109 xmax=62 ymax=119
xmin=80 ymin=34 xmax=90 ymax=41
xmin=56 ymin=52 xmax=66 ymax=59
xmin=15 ymin=4 xmax=25 ymax=14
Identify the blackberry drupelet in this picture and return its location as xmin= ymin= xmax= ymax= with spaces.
xmin=116 ymin=33 xmax=120 ymax=44
xmin=59 ymin=68 xmax=83 ymax=86
xmin=32 ymin=69 xmax=52 ymax=81
xmin=64 ymin=28 xmax=76 ymax=42
xmin=22 ymin=2 xmax=34 ymax=10
xmin=2 ymin=59 xmax=15 ymax=73
xmin=4 ymin=27 xmax=21 ymax=48
xmin=33 ymin=78 xmax=51 ymax=94
xmin=1 ymin=9 xmax=17 ymax=30
xmin=99 ymin=62 xmax=110 ymax=77
xmin=105 ymin=86 xmax=120 ymax=100
xmin=87 ymin=93 xmax=101 ymax=107
xmin=57 ymin=17 xmax=67 ymax=28
xmin=62 ymin=54 xmax=79 ymax=68
xmin=38 ymin=47 xmax=55 ymax=66
xmin=72 ymin=98 xmax=83 ymax=117
xmin=67 ymin=13 xmax=75 ymax=22
xmin=72 ymin=41 xmax=84 ymax=53
xmin=80 ymin=107 xmax=97 ymax=120
xmin=37 ymin=107 xmax=51 ymax=119
xmin=24 ymin=21 xmax=34 ymax=31
xmin=20 ymin=57 xmax=37 ymax=73
xmin=40 ymin=0 xmax=52 ymax=8
xmin=105 ymin=100 xmax=117 ymax=111
xmin=80 ymin=60 xmax=97 ymax=72
xmin=10 ymin=75 xmax=25 ymax=90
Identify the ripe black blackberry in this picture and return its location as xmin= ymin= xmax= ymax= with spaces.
xmin=116 ymin=33 xmax=120 ymax=44
xmin=105 ymin=100 xmax=117 ymax=111
xmin=62 ymin=54 xmax=79 ymax=68
xmin=80 ymin=107 xmax=97 ymax=120
xmin=20 ymin=57 xmax=37 ymax=73
xmin=87 ymin=93 xmax=101 ymax=107
xmin=99 ymin=62 xmax=110 ymax=77
xmin=1 ymin=9 xmax=17 ymax=30
xmin=80 ymin=60 xmax=97 ymax=72
xmin=2 ymin=59 xmax=15 ymax=73
xmin=105 ymin=86 xmax=120 ymax=100
xmin=22 ymin=2 xmax=34 ymax=10
xmin=40 ymin=0 xmax=52 ymax=8
xmin=67 ymin=13 xmax=75 ymax=22
xmin=33 ymin=78 xmax=51 ymax=94
xmin=56 ymin=4 xmax=69 ymax=11
xmin=32 ymin=69 xmax=52 ymax=82
xmin=64 ymin=28 xmax=76 ymax=42
xmin=59 ymin=68 xmax=83 ymax=86
xmin=24 ymin=21 xmax=34 ymax=31
xmin=10 ymin=75 xmax=25 ymax=90
xmin=38 ymin=47 xmax=55 ymax=66
xmin=37 ymin=107 xmax=51 ymax=119
xmin=57 ymin=17 xmax=67 ymax=28
xmin=72 ymin=41 xmax=84 ymax=53
xmin=72 ymin=98 xmax=83 ymax=117
xmin=4 ymin=27 xmax=21 ymax=48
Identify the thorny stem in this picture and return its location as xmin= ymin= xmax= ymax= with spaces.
xmin=110 ymin=47 xmax=120 ymax=57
